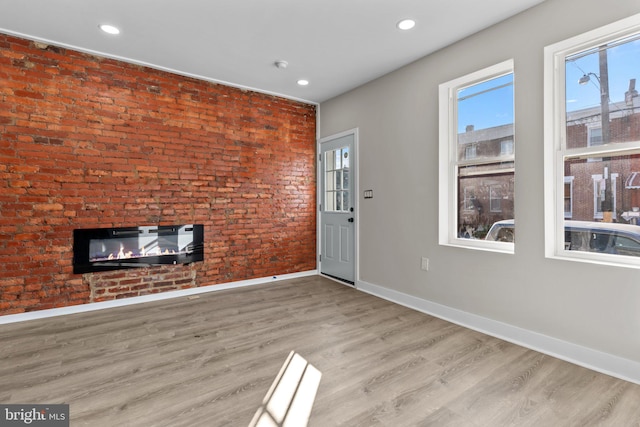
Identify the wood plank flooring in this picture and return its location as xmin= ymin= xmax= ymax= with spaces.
xmin=1 ymin=276 xmax=639 ymax=426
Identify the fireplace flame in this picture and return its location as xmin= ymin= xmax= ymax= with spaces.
xmin=77 ymin=224 xmax=203 ymax=273
xmin=102 ymin=246 xmax=177 ymax=261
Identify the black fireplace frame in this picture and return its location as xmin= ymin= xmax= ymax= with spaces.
xmin=73 ymin=224 xmax=204 ymax=274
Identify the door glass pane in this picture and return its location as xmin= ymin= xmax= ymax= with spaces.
xmin=336 ymin=192 xmax=342 ymax=211
xmin=336 ymin=170 xmax=342 ymax=190
xmin=326 ymin=171 xmax=335 ymax=191
xmin=342 ymin=150 xmax=349 ymax=212
xmin=326 ymin=193 xmax=335 ymax=211
xmin=326 ymin=151 xmax=335 ymax=171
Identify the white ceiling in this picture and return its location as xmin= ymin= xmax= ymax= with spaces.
xmin=0 ymin=0 xmax=544 ymax=104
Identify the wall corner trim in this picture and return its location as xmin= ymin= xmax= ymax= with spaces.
xmin=0 ymin=270 xmax=318 ymax=325
xmin=356 ymin=279 xmax=640 ymax=386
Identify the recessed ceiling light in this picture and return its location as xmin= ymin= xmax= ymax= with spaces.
xmin=397 ymin=19 xmax=416 ymax=31
xmin=297 ymin=79 xmax=309 ymax=86
xmin=99 ymin=24 xmax=120 ymax=35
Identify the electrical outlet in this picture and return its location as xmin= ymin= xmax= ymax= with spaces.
xmin=421 ymin=257 xmax=429 ymax=271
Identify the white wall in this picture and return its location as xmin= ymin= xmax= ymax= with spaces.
xmin=319 ymin=0 xmax=640 ymax=377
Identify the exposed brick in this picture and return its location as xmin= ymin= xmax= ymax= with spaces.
xmin=0 ymin=35 xmax=318 ymax=315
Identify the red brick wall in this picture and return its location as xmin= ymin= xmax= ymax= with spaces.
xmin=0 ymin=34 xmax=317 ymax=315
xmin=87 ymin=265 xmax=197 ymax=302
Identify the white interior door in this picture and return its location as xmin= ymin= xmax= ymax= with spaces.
xmin=320 ymin=133 xmax=355 ymax=284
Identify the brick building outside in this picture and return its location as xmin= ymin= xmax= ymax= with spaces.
xmin=456 ymin=89 xmax=640 ymax=238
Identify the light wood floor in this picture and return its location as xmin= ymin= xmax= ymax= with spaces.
xmin=1 ymin=276 xmax=639 ymax=426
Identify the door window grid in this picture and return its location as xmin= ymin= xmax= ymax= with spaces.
xmin=325 ymin=146 xmax=350 ymax=212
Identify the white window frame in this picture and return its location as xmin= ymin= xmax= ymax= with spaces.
xmin=439 ymin=59 xmax=515 ymax=253
xmin=586 ymin=124 xmax=603 ymax=162
xmin=591 ymin=173 xmax=618 ymax=220
xmin=489 ymin=185 xmax=502 ymax=212
xmin=463 ymin=187 xmax=476 ymax=211
xmin=564 ymin=176 xmax=574 ymax=219
xmin=500 ymin=140 xmax=514 ymax=156
xmin=465 ymin=145 xmax=477 ymax=159
xmin=587 ymin=124 xmax=603 ymax=147
xmin=544 ymin=13 xmax=640 ymax=268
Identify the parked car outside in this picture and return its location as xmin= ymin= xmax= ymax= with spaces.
xmin=484 ymin=219 xmax=515 ymax=242
xmin=485 ymin=219 xmax=640 ymax=257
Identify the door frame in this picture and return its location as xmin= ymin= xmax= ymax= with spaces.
xmin=317 ymin=128 xmax=359 ymax=286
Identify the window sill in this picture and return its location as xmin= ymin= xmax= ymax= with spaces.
xmin=441 ymin=239 xmax=514 ymax=255
xmin=548 ymin=251 xmax=640 ymax=270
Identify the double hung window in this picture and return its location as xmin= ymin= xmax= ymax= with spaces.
xmin=439 ymin=60 xmax=515 ymax=252
xmin=544 ymin=14 xmax=640 ymax=267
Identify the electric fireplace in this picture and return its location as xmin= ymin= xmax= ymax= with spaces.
xmin=73 ymin=224 xmax=204 ymax=274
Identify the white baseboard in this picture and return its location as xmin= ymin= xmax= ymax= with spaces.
xmin=356 ymin=279 xmax=640 ymax=386
xmin=0 ymin=270 xmax=317 ymax=325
